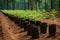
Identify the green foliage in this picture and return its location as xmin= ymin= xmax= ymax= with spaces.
xmin=50 ymin=9 xmax=57 ymax=20
xmin=1 ymin=10 xmax=57 ymax=21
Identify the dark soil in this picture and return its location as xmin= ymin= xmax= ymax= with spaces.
xmin=0 ymin=12 xmax=60 ymax=40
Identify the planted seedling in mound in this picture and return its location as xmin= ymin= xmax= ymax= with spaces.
xmin=22 ymin=21 xmax=29 ymax=31
xmin=29 ymin=21 xmax=39 ymax=39
xmin=19 ymin=18 xmax=26 ymax=28
xmin=47 ymin=24 xmax=56 ymax=38
xmin=22 ymin=19 xmax=30 ymax=31
xmin=35 ymin=21 xmax=41 ymax=26
xmin=40 ymin=22 xmax=47 ymax=34
xmin=13 ymin=17 xmax=19 ymax=24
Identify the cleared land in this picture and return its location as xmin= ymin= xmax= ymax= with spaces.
xmin=0 ymin=12 xmax=60 ymax=40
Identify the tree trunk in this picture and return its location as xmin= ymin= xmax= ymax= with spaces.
xmin=6 ymin=0 xmax=8 ymax=9
xmin=12 ymin=0 xmax=15 ymax=10
xmin=28 ymin=0 xmax=35 ymax=10
xmin=59 ymin=0 xmax=60 ymax=8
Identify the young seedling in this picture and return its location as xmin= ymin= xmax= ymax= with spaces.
xmin=47 ymin=24 xmax=56 ymax=38
xmin=40 ymin=22 xmax=47 ymax=34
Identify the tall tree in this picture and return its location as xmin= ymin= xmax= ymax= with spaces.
xmin=59 ymin=0 xmax=60 ymax=8
xmin=12 ymin=0 xmax=15 ymax=10
xmin=28 ymin=0 xmax=36 ymax=10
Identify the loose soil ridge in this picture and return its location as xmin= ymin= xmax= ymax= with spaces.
xmin=0 ymin=12 xmax=60 ymax=40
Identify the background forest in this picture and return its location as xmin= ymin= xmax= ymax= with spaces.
xmin=0 ymin=0 xmax=60 ymax=11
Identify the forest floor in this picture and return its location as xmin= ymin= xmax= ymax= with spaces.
xmin=0 ymin=12 xmax=60 ymax=40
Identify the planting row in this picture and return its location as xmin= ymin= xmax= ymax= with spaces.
xmin=1 ymin=10 xmax=57 ymax=21
xmin=3 ymin=13 xmax=56 ymax=39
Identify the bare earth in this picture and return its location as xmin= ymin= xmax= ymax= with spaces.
xmin=0 ymin=13 xmax=60 ymax=40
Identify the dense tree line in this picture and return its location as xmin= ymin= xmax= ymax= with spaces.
xmin=0 ymin=0 xmax=60 ymax=10
xmin=0 ymin=0 xmax=15 ymax=10
xmin=59 ymin=0 xmax=60 ymax=8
